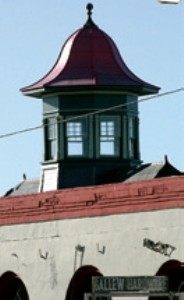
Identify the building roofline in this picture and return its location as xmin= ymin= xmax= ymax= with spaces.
xmin=1 ymin=175 xmax=184 ymax=226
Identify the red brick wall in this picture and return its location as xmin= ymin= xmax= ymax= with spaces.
xmin=1 ymin=176 xmax=184 ymax=225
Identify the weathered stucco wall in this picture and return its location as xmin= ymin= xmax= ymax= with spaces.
xmin=0 ymin=208 xmax=183 ymax=300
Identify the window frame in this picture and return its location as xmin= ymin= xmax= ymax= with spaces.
xmin=44 ymin=117 xmax=58 ymax=161
xmin=65 ymin=117 xmax=88 ymax=158
xmin=97 ymin=115 xmax=121 ymax=157
xmin=128 ymin=116 xmax=138 ymax=159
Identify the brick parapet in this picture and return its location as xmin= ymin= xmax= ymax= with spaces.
xmin=0 ymin=176 xmax=184 ymax=225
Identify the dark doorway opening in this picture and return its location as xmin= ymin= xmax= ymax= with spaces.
xmin=0 ymin=271 xmax=29 ymax=300
xmin=65 ymin=265 xmax=103 ymax=300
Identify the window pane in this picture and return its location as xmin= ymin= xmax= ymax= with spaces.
xmin=66 ymin=120 xmax=87 ymax=156
xmin=100 ymin=121 xmax=114 ymax=136
xmin=45 ymin=118 xmax=57 ymax=160
xmin=128 ymin=117 xmax=137 ymax=159
xmin=68 ymin=142 xmax=83 ymax=155
xmin=48 ymin=119 xmax=56 ymax=139
xmin=100 ymin=141 xmax=115 ymax=155
xmin=99 ymin=118 xmax=117 ymax=156
xmin=129 ymin=117 xmax=135 ymax=138
xmin=51 ymin=140 xmax=56 ymax=159
xmin=67 ymin=122 xmax=82 ymax=136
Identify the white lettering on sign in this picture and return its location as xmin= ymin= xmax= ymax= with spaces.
xmin=95 ymin=277 xmax=125 ymax=292
xmin=92 ymin=276 xmax=168 ymax=293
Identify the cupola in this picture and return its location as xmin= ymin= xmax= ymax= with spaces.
xmin=21 ymin=3 xmax=160 ymax=191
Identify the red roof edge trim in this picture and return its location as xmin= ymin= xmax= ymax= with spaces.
xmin=0 ymin=176 xmax=184 ymax=226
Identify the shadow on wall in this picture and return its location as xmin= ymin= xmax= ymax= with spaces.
xmin=0 ymin=271 xmax=29 ymax=300
xmin=65 ymin=265 xmax=103 ymax=300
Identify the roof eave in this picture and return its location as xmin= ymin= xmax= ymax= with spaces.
xmin=139 ymin=86 xmax=160 ymax=96
xmin=21 ymin=87 xmax=45 ymax=99
xmin=20 ymin=83 xmax=160 ymax=99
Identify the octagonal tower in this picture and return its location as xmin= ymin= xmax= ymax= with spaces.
xmin=21 ymin=4 xmax=159 ymax=191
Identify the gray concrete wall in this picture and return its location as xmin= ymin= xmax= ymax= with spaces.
xmin=0 ymin=208 xmax=182 ymax=300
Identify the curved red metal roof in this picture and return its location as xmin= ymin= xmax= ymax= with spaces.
xmin=21 ymin=16 xmax=159 ymax=97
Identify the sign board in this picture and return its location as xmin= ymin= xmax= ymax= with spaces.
xmin=158 ymin=0 xmax=180 ymax=3
xmin=92 ymin=276 xmax=169 ymax=294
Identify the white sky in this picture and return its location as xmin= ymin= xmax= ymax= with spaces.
xmin=0 ymin=0 xmax=183 ymax=195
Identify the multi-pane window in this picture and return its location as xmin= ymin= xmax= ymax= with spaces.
xmin=123 ymin=115 xmax=128 ymax=158
xmin=99 ymin=116 xmax=120 ymax=156
xmin=129 ymin=117 xmax=137 ymax=159
xmin=66 ymin=119 xmax=87 ymax=156
xmin=45 ymin=118 xmax=57 ymax=160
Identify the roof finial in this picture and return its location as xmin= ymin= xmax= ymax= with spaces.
xmin=85 ymin=3 xmax=96 ymax=27
xmin=86 ymin=3 xmax=93 ymax=18
xmin=164 ymin=154 xmax=169 ymax=164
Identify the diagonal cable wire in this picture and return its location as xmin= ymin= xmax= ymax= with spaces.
xmin=0 ymin=87 xmax=183 ymax=139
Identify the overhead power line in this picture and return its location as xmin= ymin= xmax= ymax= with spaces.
xmin=0 ymin=87 xmax=183 ymax=140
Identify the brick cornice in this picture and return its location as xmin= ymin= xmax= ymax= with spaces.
xmin=1 ymin=176 xmax=184 ymax=225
